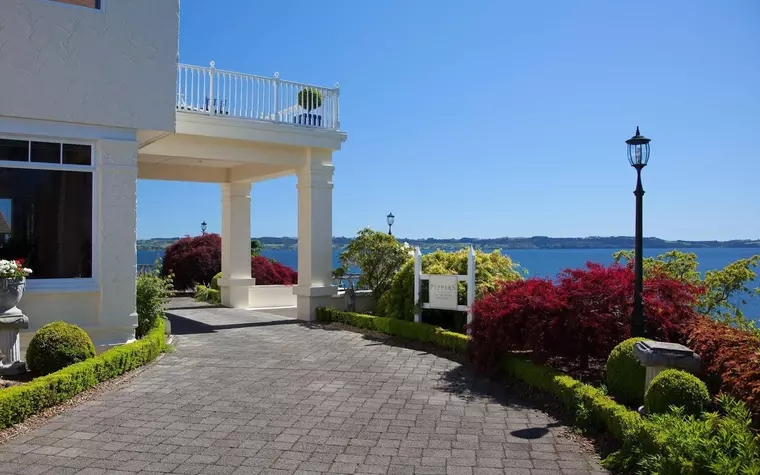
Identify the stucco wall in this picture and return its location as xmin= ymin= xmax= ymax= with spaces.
xmin=0 ymin=0 xmax=179 ymax=132
xmin=249 ymin=285 xmax=298 ymax=308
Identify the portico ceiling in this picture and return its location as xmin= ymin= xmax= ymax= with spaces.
xmin=138 ymin=154 xmax=242 ymax=168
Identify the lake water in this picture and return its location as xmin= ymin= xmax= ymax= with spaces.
xmin=138 ymin=247 xmax=760 ymax=318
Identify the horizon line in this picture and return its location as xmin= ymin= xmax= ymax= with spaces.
xmin=137 ymin=235 xmax=760 ymax=242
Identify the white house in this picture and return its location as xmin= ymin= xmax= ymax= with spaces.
xmin=0 ymin=0 xmax=346 ymax=349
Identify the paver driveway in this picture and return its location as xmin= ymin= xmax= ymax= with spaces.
xmin=0 ymin=300 xmax=607 ymax=475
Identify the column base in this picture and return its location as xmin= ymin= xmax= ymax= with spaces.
xmin=293 ymin=286 xmax=337 ymax=321
xmin=219 ymin=278 xmax=256 ymax=308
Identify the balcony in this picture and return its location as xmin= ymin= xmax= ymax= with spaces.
xmin=176 ymin=62 xmax=341 ymax=131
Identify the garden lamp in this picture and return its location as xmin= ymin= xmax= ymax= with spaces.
xmin=626 ymin=126 xmax=651 ymax=338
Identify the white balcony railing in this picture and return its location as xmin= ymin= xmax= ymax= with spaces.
xmin=176 ymin=62 xmax=340 ymax=130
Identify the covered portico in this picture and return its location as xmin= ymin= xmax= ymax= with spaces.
xmin=138 ymin=108 xmax=346 ymax=320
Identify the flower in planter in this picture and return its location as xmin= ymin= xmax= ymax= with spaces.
xmin=0 ymin=259 xmax=33 ymax=279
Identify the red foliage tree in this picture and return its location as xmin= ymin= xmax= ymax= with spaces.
xmin=251 ymin=256 xmax=298 ymax=285
xmin=469 ymin=262 xmax=703 ymax=370
xmin=470 ymin=278 xmax=565 ymax=370
xmin=553 ymin=263 xmax=702 ymax=368
xmin=161 ymin=235 xmax=298 ymax=289
xmin=161 ymin=234 xmax=222 ymax=290
xmin=551 ymin=263 xmax=633 ymax=368
xmin=686 ymin=316 xmax=760 ymax=423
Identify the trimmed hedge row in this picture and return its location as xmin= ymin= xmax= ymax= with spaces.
xmin=0 ymin=320 xmax=167 ymax=429
xmin=315 ymin=307 xmax=468 ymax=353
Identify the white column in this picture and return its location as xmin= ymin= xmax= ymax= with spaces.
xmin=414 ymin=247 xmax=422 ymax=323
xmin=219 ymin=182 xmax=255 ymax=308
xmin=97 ymin=139 xmax=139 ymax=345
xmin=293 ymin=151 xmax=337 ymax=320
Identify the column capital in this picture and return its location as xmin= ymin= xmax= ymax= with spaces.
xmin=296 ymin=163 xmax=334 ymax=190
xmin=221 ymin=182 xmax=252 ymax=199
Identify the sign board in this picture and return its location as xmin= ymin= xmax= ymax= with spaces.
xmin=414 ymin=246 xmax=476 ymax=331
xmin=428 ymin=275 xmax=459 ymax=310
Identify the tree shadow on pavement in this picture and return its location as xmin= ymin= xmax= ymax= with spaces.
xmin=167 ymin=313 xmax=299 ymax=335
xmin=305 ymin=321 xmax=617 ymax=455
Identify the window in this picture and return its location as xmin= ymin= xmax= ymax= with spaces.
xmin=48 ymin=0 xmax=101 ymax=9
xmin=0 ymin=139 xmax=93 ymax=279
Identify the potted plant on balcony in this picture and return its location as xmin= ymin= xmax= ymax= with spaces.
xmin=296 ymin=87 xmax=323 ymax=127
xmin=0 ymin=259 xmax=32 ymax=316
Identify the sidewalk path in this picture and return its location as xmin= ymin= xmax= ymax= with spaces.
xmin=0 ymin=299 xmax=607 ymax=474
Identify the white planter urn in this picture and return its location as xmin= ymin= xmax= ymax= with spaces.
xmin=0 ymin=277 xmax=25 ymax=315
xmin=0 ymin=277 xmax=29 ymax=375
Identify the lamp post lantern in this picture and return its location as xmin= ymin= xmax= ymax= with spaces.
xmin=201 ymin=220 xmax=207 ymax=235
xmin=386 ymin=213 xmax=395 ymax=236
xmin=626 ymin=126 xmax=651 ymax=338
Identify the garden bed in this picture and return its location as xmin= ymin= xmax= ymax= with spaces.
xmin=0 ymin=320 xmax=167 ymax=430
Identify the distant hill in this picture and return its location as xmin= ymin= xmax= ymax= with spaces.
xmin=137 ymin=235 xmax=760 ymax=252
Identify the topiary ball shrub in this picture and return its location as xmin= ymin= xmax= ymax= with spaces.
xmin=210 ymin=272 xmax=222 ymax=291
xmin=645 ymin=368 xmax=710 ymax=415
xmin=26 ymin=322 xmax=96 ymax=376
xmin=606 ymin=337 xmax=648 ymax=406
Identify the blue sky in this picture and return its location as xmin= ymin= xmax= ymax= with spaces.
xmin=137 ymin=0 xmax=760 ymax=241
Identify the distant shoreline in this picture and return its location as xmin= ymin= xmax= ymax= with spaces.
xmin=137 ymin=236 xmax=760 ymax=252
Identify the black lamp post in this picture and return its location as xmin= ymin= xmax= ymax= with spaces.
xmin=201 ymin=221 xmax=207 ymax=235
xmin=386 ymin=213 xmax=395 ymax=236
xmin=626 ymin=126 xmax=651 ymax=338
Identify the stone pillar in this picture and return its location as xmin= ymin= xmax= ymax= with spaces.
xmin=97 ymin=139 xmax=139 ymax=345
xmin=0 ymin=314 xmax=29 ymax=376
xmin=634 ymin=340 xmax=702 ymax=413
xmin=219 ymin=182 xmax=255 ymax=308
xmin=293 ymin=150 xmax=337 ymax=321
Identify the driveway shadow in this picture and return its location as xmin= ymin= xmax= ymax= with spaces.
xmin=303 ymin=321 xmax=613 ymax=449
xmin=167 ymin=312 xmax=299 ymax=335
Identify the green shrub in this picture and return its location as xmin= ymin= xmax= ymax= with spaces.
xmin=26 ymin=322 xmax=96 ymax=376
xmin=606 ymin=337 xmax=647 ymax=406
xmin=136 ymin=270 xmax=174 ymax=339
xmin=645 ymin=369 xmax=710 ymax=415
xmin=0 ymin=320 xmax=165 ymax=429
xmin=339 ymin=228 xmax=411 ymax=303
xmin=376 ymin=248 xmax=522 ymax=330
xmin=607 ymin=395 xmax=760 ymax=475
xmin=316 ymin=307 xmax=468 ymax=353
xmin=210 ymin=272 xmax=222 ymax=291
xmin=194 ymin=284 xmax=221 ymax=305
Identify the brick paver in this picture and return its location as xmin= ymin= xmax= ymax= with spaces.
xmin=0 ymin=299 xmax=607 ymax=474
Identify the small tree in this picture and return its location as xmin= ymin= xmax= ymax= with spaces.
xmin=250 ymin=239 xmax=262 ymax=257
xmin=298 ymin=87 xmax=323 ymax=111
xmin=161 ymin=233 xmax=221 ymax=290
xmin=339 ymin=228 xmax=409 ymax=303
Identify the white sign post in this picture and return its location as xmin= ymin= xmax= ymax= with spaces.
xmin=413 ymin=246 xmax=476 ymax=329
